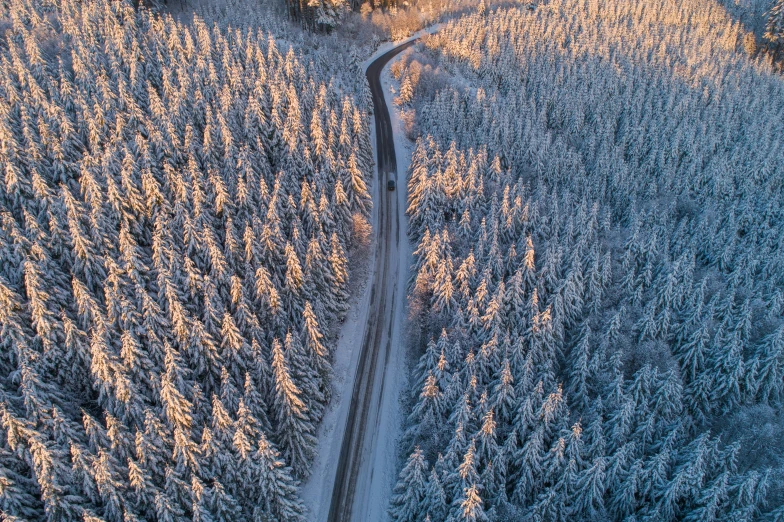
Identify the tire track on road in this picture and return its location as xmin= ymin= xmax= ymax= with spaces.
xmin=326 ymin=38 xmax=418 ymax=522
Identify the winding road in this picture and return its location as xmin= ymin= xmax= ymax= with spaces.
xmin=326 ymin=39 xmax=419 ymax=522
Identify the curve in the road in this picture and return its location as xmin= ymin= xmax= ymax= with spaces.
xmin=326 ymin=38 xmax=418 ymax=522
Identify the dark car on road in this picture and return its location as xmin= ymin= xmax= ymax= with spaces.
xmin=387 ymin=179 xmax=396 ymax=191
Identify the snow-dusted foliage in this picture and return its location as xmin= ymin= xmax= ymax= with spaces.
xmin=0 ymin=0 xmax=373 ymax=519
xmin=394 ymin=0 xmax=784 ymax=519
xmin=766 ymin=0 xmax=784 ymax=53
xmin=284 ymin=0 xmax=348 ymax=31
xmin=182 ymin=0 xmax=376 ymax=98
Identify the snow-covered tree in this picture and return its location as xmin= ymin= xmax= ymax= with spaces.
xmin=0 ymin=0 xmax=374 ymax=516
xmin=392 ymin=0 xmax=784 ymax=519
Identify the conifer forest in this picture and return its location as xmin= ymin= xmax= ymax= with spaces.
xmin=1 ymin=0 xmax=784 ymax=521
xmin=0 ymin=0 xmax=373 ymax=519
xmin=393 ymin=1 xmax=784 ymax=520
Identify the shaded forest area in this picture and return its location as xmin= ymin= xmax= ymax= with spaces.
xmin=392 ymin=0 xmax=784 ymax=520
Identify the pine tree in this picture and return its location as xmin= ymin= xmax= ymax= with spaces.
xmin=475 ymin=409 xmax=498 ymax=468
xmin=449 ymin=484 xmax=489 ymax=522
xmin=765 ymin=0 xmax=784 ymax=54
xmin=755 ymin=326 xmax=784 ymax=403
xmin=568 ymin=323 xmax=593 ymax=411
xmin=302 ymin=301 xmax=332 ymax=396
xmin=491 ymin=360 xmax=516 ymax=425
xmin=571 ymin=456 xmax=606 ymax=519
xmin=423 ymin=467 xmax=448 ymax=521
xmin=407 ymin=373 xmax=443 ymax=447
xmin=254 ymin=432 xmax=306 ymax=521
xmin=398 ymin=75 xmax=414 ymax=106
xmin=389 ymin=447 xmax=429 ymax=522
xmin=271 ymin=339 xmax=317 ymax=477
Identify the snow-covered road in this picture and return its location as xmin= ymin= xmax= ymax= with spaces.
xmin=348 ymin=40 xmax=423 ymax=522
xmin=324 ymin=38 xmax=416 ymax=522
xmin=303 ymin=31 xmax=434 ymax=522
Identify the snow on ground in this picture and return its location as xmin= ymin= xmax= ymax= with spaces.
xmin=361 ymin=23 xmax=443 ymax=71
xmin=298 ymin=260 xmax=373 ymax=520
xmin=351 ymin=48 xmax=420 ymax=522
xmin=304 ymin=31 xmax=436 ymax=522
xmin=299 ymin=111 xmax=379 ymax=520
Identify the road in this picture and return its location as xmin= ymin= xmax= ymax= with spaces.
xmin=326 ymin=38 xmax=418 ymax=522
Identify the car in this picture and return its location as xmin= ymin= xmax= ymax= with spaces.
xmin=387 ymin=179 xmax=396 ymax=191
xmin=526 ymin=3 xmax=536 ymax=10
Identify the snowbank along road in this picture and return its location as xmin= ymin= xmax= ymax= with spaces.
xmin=327 ymin=38 xmax=419 ymax=522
